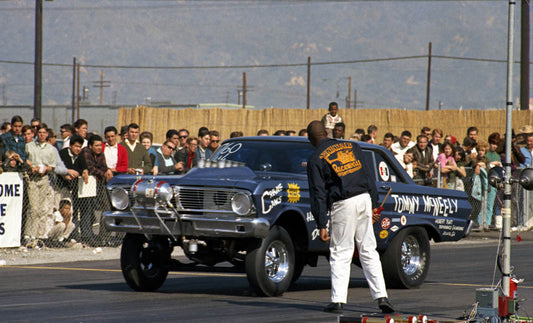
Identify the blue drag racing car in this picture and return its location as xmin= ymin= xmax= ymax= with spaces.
xmin=104 ymin=136 xmax=472 ymax=296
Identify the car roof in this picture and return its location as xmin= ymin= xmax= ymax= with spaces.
xmin=223 ymin=136 xmax=388 ymax=153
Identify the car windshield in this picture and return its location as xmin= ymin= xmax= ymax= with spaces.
xmin=212 ymin=140 xmax=315 ymax=173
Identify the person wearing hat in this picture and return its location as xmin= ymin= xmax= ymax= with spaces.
xmin=516 ymin=125 xmax=533 ymax=150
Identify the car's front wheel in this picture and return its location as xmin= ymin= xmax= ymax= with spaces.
xmin=381 ymin=227 xmax=430 ymax=288
xmin=245 ymin=225 xmax=295 ymax=296
xmin=121 ymin=234 xmax=172 ymax=291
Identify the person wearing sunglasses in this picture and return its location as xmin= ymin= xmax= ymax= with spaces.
xmin=208 ymin=130 xmax=220 ymax=153
xmin=155 ymin=140 xmax=180 ymax=175
xmin=177 ymin=129 xmax=189 ymax=151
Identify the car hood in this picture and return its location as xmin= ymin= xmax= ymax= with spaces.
xmin=107 ymin=167 xmax=304 ymax=192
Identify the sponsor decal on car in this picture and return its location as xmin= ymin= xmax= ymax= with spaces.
xmin=379 ymin=230 xmax=389 ymax=239
xmin=378 ymin=161 xmax=390 ymax=182
xmin=261 ymin=183 xmax=283 ymax=214
xmin=287 ymin=183 xmax=300 ymax=203
xmin=381 ymin=217 xmax=391 ymax=230
xmin=401 ymin=215 xmax=407 ymax=226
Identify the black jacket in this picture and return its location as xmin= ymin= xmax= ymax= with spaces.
xmin=307 ymin=138 xmax=379 ymax=229
xmin=59 ymin=148 xmax=88 ymax=190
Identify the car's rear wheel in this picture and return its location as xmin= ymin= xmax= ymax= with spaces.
xmin=121 ymin=234 xmax=172 ymax=291
xmin=381 ymin=227 xmax=430 ymax=288
xmin=245 ymin=225 xmax=295 ymax=296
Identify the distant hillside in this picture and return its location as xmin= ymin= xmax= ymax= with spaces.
xmin=0 ymin=1 xmax=525 ymax=110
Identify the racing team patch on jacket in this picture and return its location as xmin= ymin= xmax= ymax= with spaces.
xmin=319 ymin=142 xmax=362 ymax=177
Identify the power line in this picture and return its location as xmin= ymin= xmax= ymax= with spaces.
xmin=0 ymin=1 xmax=507 ymax=12
xmin=1 ymin=54 xmax=528 ymax=71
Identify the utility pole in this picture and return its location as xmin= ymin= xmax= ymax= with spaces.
xmin=353 ymin=89 xmax=357 ymax=110
xmin=520 ymin=0 xmax=530 ymax=110
xmin=2 ymin=84 xmax=6 ymax=105
xmin=307 ymin=56 xmax=311 ymax=110
xmin=71 ymin=57 xmax=76 ymax=124
xmin=92 ymin=69 xmax=110 ymax=105
xmin=34 ymin=0 xmax=43 ymax=119
xmin=425 ymin=42 xmax=432 ymax=111
xmin=242 ymin=72 xmax=247 ymax=109
xmin=346 ymin=76 xmax=351 ymax=109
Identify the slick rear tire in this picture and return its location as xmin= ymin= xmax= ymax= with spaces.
xmin=245 ymin=225 xmax=295 ymax=296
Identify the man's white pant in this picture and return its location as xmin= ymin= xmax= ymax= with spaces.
xmin=329 ymin=193 xmax=388 ymax=303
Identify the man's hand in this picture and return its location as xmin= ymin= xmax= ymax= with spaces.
xmin=105 ymin=169 xmax=113 ymax=182
xmin=372 ymin=208 xmax=380 ymax=224
xmin=320 ymin=228 xmax=330 ymax=242
xmin=82 ymin=170 xmax=89 ymax=184
xmin=66 ymin=169 xmax=79 ymax=178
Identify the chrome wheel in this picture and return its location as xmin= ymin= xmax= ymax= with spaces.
xmin=265 ymin=241 xmax=289 ymax=283
xmin=401 ymin=235 xmax=421 ymax=276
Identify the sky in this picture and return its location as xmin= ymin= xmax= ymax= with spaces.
xmin=0 ymin=1 xmax=530 ymax=110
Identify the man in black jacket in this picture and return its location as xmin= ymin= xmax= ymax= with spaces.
xmin=59 ymin=135 xmax=92 ymax=242
xmin=306 ymin=120 xmax=393 ymax=314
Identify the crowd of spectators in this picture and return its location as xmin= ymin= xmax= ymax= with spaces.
xmin=0 ymin=106 xmax=532 ymax=247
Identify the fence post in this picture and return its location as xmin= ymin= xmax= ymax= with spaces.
xmin=481 ymin=183 xmax=487 ymax=229
xmin=437 ymin=165 xmax=441 ymax=188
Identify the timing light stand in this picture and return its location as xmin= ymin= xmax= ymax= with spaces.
xmin=472 ymin=1 xmax=533 ymax=321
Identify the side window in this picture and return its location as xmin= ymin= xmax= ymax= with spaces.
xmin=363 ymin=150 xmax=377 ymax=181
xmin=372 ymin=151 xmax=407 ymax=184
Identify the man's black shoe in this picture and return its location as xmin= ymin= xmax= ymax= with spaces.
xmin=377 ymin=297 xmax=395 ymax=313
xmin=323 ymin=302 xmax=344 ymax=314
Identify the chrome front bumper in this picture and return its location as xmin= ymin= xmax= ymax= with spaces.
xmin=103 ymin=211 xmax=271 ymax=239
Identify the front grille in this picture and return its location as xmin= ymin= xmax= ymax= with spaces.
xmin=173 ymin=186 xmax=243 ymax=213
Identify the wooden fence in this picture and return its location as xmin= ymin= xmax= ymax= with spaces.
xmin=117 ymin=106 xmax=533 ymax=144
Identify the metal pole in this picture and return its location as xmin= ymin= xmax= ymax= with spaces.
xmin=34 ymin=0 xmax=42 ymax=119
xmin=482 ymin=186 xmax=487 ymax=229
xmin=71 ymin=57 xmax=76 ymax=124
xmin=354 ymin=89 xmax=357 ymax=110
xmin=425 ymin=42 xmax=432 ymax=111
xmin=520 ymin=0 xmax=530 ymax=110
xmin=76 ymin=63 xmax=80 ymax=120
xmin=307 ymin=56 xmax=311 ymax=110
xmin=502 ymin=0 xmax=516 ymax=297
xmin=347 ymin=76 xmax=351 ymax=109
xmin=99 ymin=70 xmax=104 ymax=105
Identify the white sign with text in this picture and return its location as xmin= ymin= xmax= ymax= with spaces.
xmin=0 ymin=173 xmax=23 ymax=248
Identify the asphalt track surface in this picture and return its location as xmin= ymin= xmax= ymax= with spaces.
xmin=1 ymin=240 xmax=532 ymax=322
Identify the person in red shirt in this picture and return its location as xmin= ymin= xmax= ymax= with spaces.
xmin=175 ymin=137 xmax=198 ymax=174
xmin=102 ymin=126 xmax=128 ymax=174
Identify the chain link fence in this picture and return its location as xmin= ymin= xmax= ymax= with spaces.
xmin=414 ymin=166 xmax=532 ymax=232
xmin=10 ymin=171 xmax=123 ymax=249
xmin=2 ymin=163 xmax=531 ymax=250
